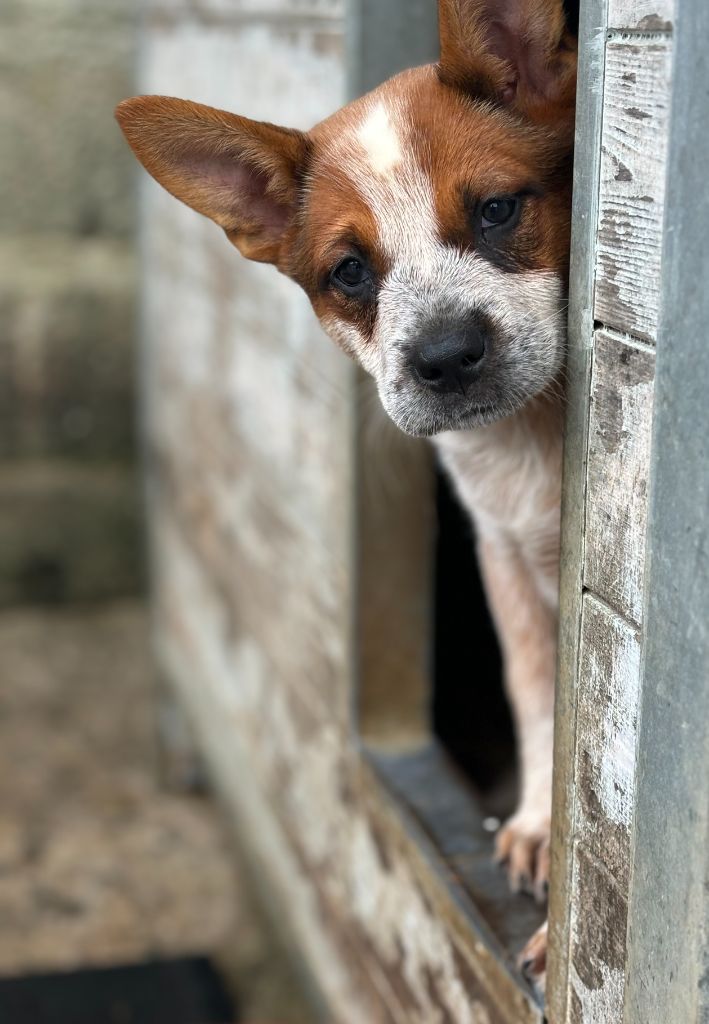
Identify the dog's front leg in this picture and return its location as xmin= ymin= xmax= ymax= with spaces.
xmin=476 ymin=534 xmax=557 ymax=900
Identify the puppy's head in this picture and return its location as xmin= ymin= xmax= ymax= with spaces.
xmin=116 ymin=0 xmax=577 ymax=436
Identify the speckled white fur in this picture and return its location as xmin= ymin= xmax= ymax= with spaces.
xmin=330 ymin=100 xmax=566 ymax=439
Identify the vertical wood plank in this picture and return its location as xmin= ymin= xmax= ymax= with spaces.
xmin=594 ymin=41 xmax=672 ymax=341
xmin=623 ymin=0 xmax=709 ymax=1017
xmin=546 ymin=0 xmax=608 ymax=1019
xmin=140 ymin=2 xmax=544 ymax=1021
xmin=607 ymin=0 xmax=673 ymax=30
xmin=584 ymin=333 xmax=655 ymax=624
xmin=575 ymin=596 xmax=642 ymax=889
xmin=568 ymin=845 xmax=628 ymax=1024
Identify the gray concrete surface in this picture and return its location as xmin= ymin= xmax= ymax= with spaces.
xmin=0 ymin=0 xmax=143 ymax=606
xmin=0 ymin=600 xmax=313 ymax=1022
xmin=0 ymin=0 xmax=138 ymax=239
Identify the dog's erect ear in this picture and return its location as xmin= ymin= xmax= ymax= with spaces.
xmin=437 ymin=0 xmax=576 ymax=114
xmin=115 ymin=96 xmax=309 ymax=264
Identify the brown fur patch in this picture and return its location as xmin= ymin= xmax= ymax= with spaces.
xmin=115 ymin=95 xmax=310 ymax=265
xmin=283 ymin=64 xmax=573 ymax=328
xmin=287 ymin=164 xmax=387 ymax=345
xmin=437 ymin=0 xmax=577 ymax=124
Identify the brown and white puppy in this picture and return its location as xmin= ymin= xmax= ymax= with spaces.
xmin=116 ymin=0 xmax=577 ymax=980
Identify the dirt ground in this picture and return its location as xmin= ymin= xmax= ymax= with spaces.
xmin=0 ymin=600 xmax=314 ymax=1022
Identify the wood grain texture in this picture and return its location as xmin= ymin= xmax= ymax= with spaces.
xmin=139 ymin=4 xmax=542 ymax=1022
xmin=372 ymin=745 xmax=546 ymax=960
xmin=575 ymin=595 xmax=642 ymax=890
xmin=623 ymin=0 xmax=709 ymax=1015
xmin=556 ymin=11 xmax=677 ymax=1024
xmin=153 ymin=517 xmax=542 ymax=1024
xmin=594 ymin=41 xmax=672 ymax=341
xmin=607 ymin=0 xmax=673 ymax=30
xmin=546 ymin=0 xmax=609 ymax=1018
xmin=584 ymin=332 xmax=655 ymax=625
xmin=568 ymin=845 xmax=628 ymax=1024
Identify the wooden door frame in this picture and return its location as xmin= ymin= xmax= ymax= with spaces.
xmin=623 ymin=0 xmax=709 ymax=1018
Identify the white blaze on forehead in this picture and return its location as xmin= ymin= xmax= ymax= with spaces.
xmin=357 ymin=102 xmax=403 ymax=177
xmin=323 ymin=99 xmax=566 ymax=439
xmin=350 ymin=101 xmax=441 ymax=268
xmin=324 ymin=97 xmax=438 ymax=265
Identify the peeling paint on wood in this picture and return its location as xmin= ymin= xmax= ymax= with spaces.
xmin=137 ymin=2 xmax=699 ymax=1022
xmin=622 ymin=0 xmax=709 ymax=1011
xmin=594 ymin=42 xmax=672 ymax=341
xmin=584 ymin=332 xmax=655 ymax=625
xmin=568 ymin=846 xmax=628 ymax=1024
xmin=545 ymin=2 xmax=609 ymax=1018
xmin=552 ymin=1 xmax=691 ymax=1021
xmin=138 ymin=3 xmax=545 ymax=1022
xmin=607 ymin=0 xmax=673 ymax=30
xmin=575 ymin=596 xmax=642 ymax=889
xmin=152 ymin=514 xmax=540 ymax=1023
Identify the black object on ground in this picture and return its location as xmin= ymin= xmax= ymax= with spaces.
xmin=0 ymin=956 xmax=236 ymax=1024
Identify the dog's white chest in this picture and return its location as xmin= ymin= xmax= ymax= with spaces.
xmin=433 ymin=409 xmax=563 ymax=560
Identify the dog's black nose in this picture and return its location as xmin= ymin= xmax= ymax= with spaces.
xmin=410 ymin=323 xmax=486 ymax=394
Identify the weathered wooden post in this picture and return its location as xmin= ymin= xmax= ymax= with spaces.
xmin=140 ymin=3 xmax=543 ymax=1021
xmin=138 ymin=1 xmax=708 ymax=1021
xmin=547 ymin=0 xmax=709 ymax=1021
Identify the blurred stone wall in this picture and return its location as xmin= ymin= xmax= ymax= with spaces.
xmin=0 ymin=0 xmax=143 ymax=604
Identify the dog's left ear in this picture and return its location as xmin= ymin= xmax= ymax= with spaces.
xmin=437 ymin=0 xmax=576 ymax=115
xmin=115 ymin=95 xmax=309 ymax=264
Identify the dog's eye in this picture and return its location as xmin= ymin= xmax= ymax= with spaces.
xmin=336 ymin=259 xmax=364 ymax=286
xmin=332 ymin=257 xmax=370 ymax=296
xmin=481 ymin=197 xmax=518 ymax=229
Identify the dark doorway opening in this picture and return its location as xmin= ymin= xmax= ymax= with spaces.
xmin=432 ymin=471 xmax=517 ymax=818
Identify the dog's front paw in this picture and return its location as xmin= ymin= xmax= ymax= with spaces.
xmin=519 ymin=920 xmax=547 ymax=994
xmin=495 ymin=809 xmax=550 ymax=902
